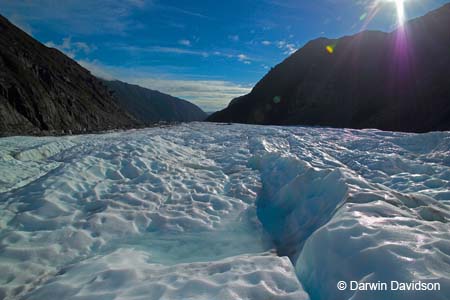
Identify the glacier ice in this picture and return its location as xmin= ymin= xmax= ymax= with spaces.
xmin=248 ymin=127 xmax=450 ymax=300
xmin=0 ymin=123 xmax=449 ymax=300
xmin=24 ymin=249 xmax=308 ymax=300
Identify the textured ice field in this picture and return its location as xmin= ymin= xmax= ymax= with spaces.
xmin=0 ymin=123 xmax=449 ymax=300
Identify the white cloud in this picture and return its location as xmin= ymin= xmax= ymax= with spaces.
xmin=284 ymin=43 xmax=297 ymax=54
xmin=77 ymin=59 xmax=116 ymax=80
xmin=178 ymin=39 xmax=191 ymax=46
xmin=237 ymin=54 xmax=248 ymax=60
xmin=133 ymin=78 xmax=252 ymax=111
xmin=237 ymin=54 xmax=251 ymax=64
xmin=45 ymin=37 xmax=96 ymax=59
xmin=261 ymin=40 xmax=272 ymax=46
xmin=116 ymin=44 xmax=254 ymax=63
xmin=276 ymin=40 xmax=298 ymax=55
xmin=276 ymin=40 xmax=286 ymax=48
xmin=117 ymin=45 xmax=209 ymax=57
xmin=77 ymin=59 xmax=252 ymax=112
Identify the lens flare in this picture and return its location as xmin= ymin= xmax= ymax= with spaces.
xmin=395 ymin=0 xmax=406 ymax=25
xmin=326 ymin=45 xmax=335 ymax=54
xmin=386 ymin=0 xmax=407 ymax=26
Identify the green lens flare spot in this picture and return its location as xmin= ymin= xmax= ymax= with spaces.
xmin=273 ymin=96 xmax=281 ymax=104
xmin=360 ymin=13 xmax=367 ymax=21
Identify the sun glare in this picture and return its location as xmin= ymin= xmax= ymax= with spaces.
xmin=395 ymin=0 xmax=406 ymax=25
xmin=387 ymin=0 xmax=407 ymax=25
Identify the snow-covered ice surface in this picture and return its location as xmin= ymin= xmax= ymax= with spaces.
xmin=0 ymin=123 xmax=449 ymax=300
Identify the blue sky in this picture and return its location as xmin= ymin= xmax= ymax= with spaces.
xmin=1 ymin=0 xmax=448 ymax=111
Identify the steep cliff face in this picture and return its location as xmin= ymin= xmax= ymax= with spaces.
xmin=208 ymin=3 xmax=450 ymax=132
xmin=0 ymin=15 xmax=139 ymax=136
xmin=103 ymin=80 xmax=207 ymax=123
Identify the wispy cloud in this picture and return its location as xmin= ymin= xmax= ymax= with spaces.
xmin=45 ymin=37 xmax=96 ymax=58
xmin=77 ymin=59 xmax=252 ymax=111
xmin=256 ymin=39 xmax=298 ymax=55
xmin=228 ymin=35 xmax=240 ymax=42
xmin=127 ymin=0 xmax=146 ymax=8
xmin=276 ymin=40 xmax=298 ymax=55
xmin=133 ymin=78 xmax=252 ymax=111
xmin=155 ymin=4 xmax=212 ymax=20
xmin=237 ymin=54 xmax=251 ymax=64
xmin=178 ymin=39 xmax=192 ymax=46
xmin=77 ymin=59 xmax=117 ymax=80
xmin=116 ymin=45 xmax=209 ymax=57
xmin=115 ymin=44 xmax=255 ymax=63
xmin=0 ymin=0 xmax=149 ymax=34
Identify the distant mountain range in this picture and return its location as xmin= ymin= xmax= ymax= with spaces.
xmin=208 ymin=3 xmax=450 ymax=132
xmin=0 ymin=15 xmax=206 ymax=136
xmin=103 ymin=80 xmax=206 ymax=124
xmin=0 ymin=14 xmax=139 ymax=136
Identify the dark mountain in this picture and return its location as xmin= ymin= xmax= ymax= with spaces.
xmin=0 ymin=15 xmax=139 ymax=136
xmin=103 ymin=80 xmax=207 ymax=123
xmin=208 ymin=3 xmax=450 ymax=132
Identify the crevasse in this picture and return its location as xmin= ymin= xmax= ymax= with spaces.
xmin=0 ymin=123 xmax=449 ymax=300
xmin=248 ymin=129 xmax=450 ymax=300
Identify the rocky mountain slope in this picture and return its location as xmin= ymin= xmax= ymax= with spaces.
xmin=0 ymin=15 xmax=139 ymax=136
xmin=208 ymin=3 xmax=450 ymax=132
xmin=103 ymin=80 xmax=207 ymax=123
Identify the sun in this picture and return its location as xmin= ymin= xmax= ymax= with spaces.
xmin=394 ymin=0 xmax=406 ymax=25
xmin=386 ymin=0 xmax=407 ymax=25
